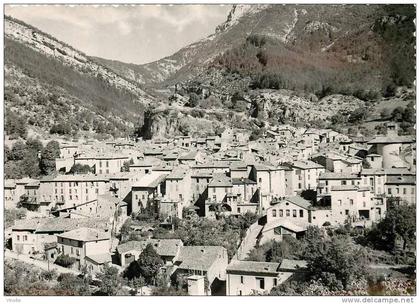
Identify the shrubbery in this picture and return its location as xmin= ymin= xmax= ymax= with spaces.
xmin=54 ymin=254 xmax=77 ymax=268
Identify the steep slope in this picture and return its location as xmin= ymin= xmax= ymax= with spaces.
xmin=97 ymin=4 xmax=415 ymax=95
xmin=4 ymin=16 xmax=156 ymax=139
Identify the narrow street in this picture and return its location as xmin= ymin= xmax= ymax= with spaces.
xmin=235 ymin=222 xmax=263 ymax=260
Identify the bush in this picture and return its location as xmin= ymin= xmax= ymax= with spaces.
xmin=54 ymin=254 xmax=76 ymax=268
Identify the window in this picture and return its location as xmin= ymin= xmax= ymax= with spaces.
xmin=71 ymin=247 xmax=73 ymax=254
xmin=239 ymin=291 xmax=242 ymax=296
xmin=298 ymin=183 xmax=301 ymax=189
xmin=76 ymin=249 xmax=80 ymax=256
xmin=345 ymin=210 xmax=349 ymax=215
xmin=325 ymin=180 xmax=329 ymax=186
xmin=106 ymin=161 xmax=109 ymax=167
xmin=293 ymin=210 xmax=297 ymax=217
xmin=350 ymin=199 xmax=354 ymax=205
xmin=411 ymin=188 xmax=415 ymax=195
xmin=106 ymin=169 xmax=109 ymax=174
xmin=363 ymin=202 xmax=366 ymax=207
xmin=403 ymin=188 xmax=407 ymax=195
xmin=362 ymin=192 xmax=366 ymax=197
xmin=237 ymin=207 xmax=241 ymax=213
xmin=396 ymin=188 xmax=400 ymax=195
xmin=69 ymin=189 xmax=72 ymax=194
xmin=388 ymin=188 xmax=392 ymax=195
xmin=213 ymin=188 xmax=216 ymax=193
xmin=256 ymin=278 xmax=265 ymax=289
xmin=69 ymin=195 xmax=72 ymax=200
xmin=86 ymin=189 xmax=88 ymax=194
xmin=273 ymin=278 xmax=278 ymax=286
xmin=99 ymin=161 xmax=102 ymax=168
xmin=272 ymin=209 xmax=277 ymax=217
xmin=258 ymin=178 xmax=262 ymax=183
xmin=240 ymin=276 xmax=244 ymax=284
xmin=338 ymin=200 xmax=342 ymax=206
xmin=299 ymin=210 xmax=304 ymax=218
xmin=279 ymin=210 xmax=283 ymax=217
xmin=17 ymin=235 xmax=20 ymax=241
xmin=341 ymin=180 xmax=347 ymax=185
xmin=179 ymin=194 xmax=183 ymax=200
xmin=286 ymin=210 xmax=290 ymax=217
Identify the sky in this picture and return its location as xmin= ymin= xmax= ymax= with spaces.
xmin=5 ymin=4 xmax=231 ymax=64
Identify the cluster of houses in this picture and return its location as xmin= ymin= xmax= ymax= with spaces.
xmin=5 ymin=122 xmax=416 ymax=295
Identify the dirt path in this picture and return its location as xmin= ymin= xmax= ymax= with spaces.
xmin=5 ymin=250 xmax=80 ymax=275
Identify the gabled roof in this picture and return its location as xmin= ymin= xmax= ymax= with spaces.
xmin=262 ymin=219 xmax=307 ymax=233
xmin=178 ymin=151 xmax=199 ymax=161
xmin=319 ymin=172 xmax=360 ymax=180
xmin=227 ymin=260 xmax=280 ymax=275
xmin=12 ymin=217 xmax=109 ymax=233
xmin=208 ymin=173 xmax=232 ymax=187
xmin=361 ymin=169 xmax=386 ymax=176
xmin=85 ymin=253 xmax=112 ymax=265
xmin=166 ymin=169 xmax=187 ymax=180
xmin=130 ymin=157 xmax=162 ymax=167
xmin=384 ymin=168 xmax=414 ymax=176
xmin=232 ymin=178 xmax=257 ymax=185
xmin=58 ymin=227 xmax=110 ymax=242
xmin=285 ymin=196 xmax=312 ymax=209
xmin=116 ymin=239 xmax=183 ymax=257
xmin=368 ymin=135 xmax=415 ymax=144
xmin=41 ymin=174 xmax=109 ymax=183
xmin=132 ymin=172 xmax=168 ymax=188
xmin=292 ymin=160 xmax=324 ymax=170
xmin=385 ymin=176 xmax=416 ymax=185
xmin=175 ymin=246 xmax=226 ymax=271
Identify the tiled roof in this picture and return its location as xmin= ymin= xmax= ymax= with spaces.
xmin=285 ymin=196 xmax=312 ymax=209
xmin=41 ymin=174 xmax=109 ymax=182
xmin=232 ymin=178 xmax=257 ymax=185
xmin=133 ymin=172 xmax=168 ymax=188
xmin=86 ymin=253 xmax=112 ymax=264
xmin=385 ymin=176 xmax=416 ymax=185
xmin=130 ymin=157 xmax=162 ymax=167
xmin=58 ymin=227 xmax=110 ymax=242
xmin=178 ymin=151 xmax=199 ymax=160
xmin=361 ymin=169 xmax=386 ymax=175
xmin=292 ymin=160 xmax=324 ymax=170
xmin=117 ymin=239 xmax=183 ymax=257
xmin=208 ymin=173 xmax=232 ymax=187
xmin=330 ymin=185 xmax=365 ymax=191
xmin=166 ymin=169 xmax=187 ymax=180
xmin=262 ymin=219 xmax=307 ymax=233
xmin=368 ymin=135 xmax=415 ymax=144
xmin=12 ymin=217 xmax=109 ymax=233
xmin=384 ymin=168 xmax=414 ymax=176
xmin=227 ymin=260 xmax=280 ymax=274
xmin=319 ymin=172 xmax=360 ymax=180
xmin=176 ymin=246 xmax=226 ymax=271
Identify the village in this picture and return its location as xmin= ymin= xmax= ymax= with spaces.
xmin=4 ymin=121 xmax=416 ymax=296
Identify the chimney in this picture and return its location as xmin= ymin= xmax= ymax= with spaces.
xmin=386 ymin=122 xmax=398 ymax=137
